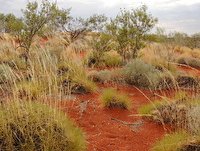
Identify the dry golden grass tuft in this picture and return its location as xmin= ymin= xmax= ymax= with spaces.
xmin=0 ymin=101 xmax=86 ymax=151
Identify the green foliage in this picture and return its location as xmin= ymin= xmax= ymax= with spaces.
xmin=100 ymin=88 xmax=132 ymax=109
xmin=103 ymin=50 xmax=122 ymax=67
xmin=167 ymin=32 xmax=200 ymax=49
xmin=151 ymin=131 xmax=191 ymax=151
xmin=146 ymin=27 xmax=167 ymax=43
xmin=88 ymin=33 xmax=115 ymax=67
xmin=0 ymin=101 xmax=86 ymax=151
xmin=13 ymin=0 xmax=66 ymax=58
xmin=0 ymin=13 xmax=23 ymax=33
xmin=123 ymin=59 xmax=161 ymax=88
xmin=106 ymin=5 xmax=157 ymax=60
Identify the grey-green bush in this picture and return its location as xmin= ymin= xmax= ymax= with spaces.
xmin=123 ymin=59 xmax=162 ymax=88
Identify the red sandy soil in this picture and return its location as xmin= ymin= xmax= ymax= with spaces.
xmin=178 ymin=65 xmax=200 ymax=76
xmin=60 ymin=83 xmax=170 ymax=151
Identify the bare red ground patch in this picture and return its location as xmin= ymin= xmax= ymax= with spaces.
xmin=178 ymin=66 xmax=200 ymax=76
xmin=60 ymin=84 xmax=169 ymax=151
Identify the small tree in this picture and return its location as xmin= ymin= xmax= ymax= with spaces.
xmin=89 ymin=33 xmax=114 ymax=66
xmin=58 ymin=13 xmax=107 ymax=47
xmin=14 ymin=0 xmax=65 ymax=63
xmin=60 ymin=17 xmax=89 ymax=46
xmin=107 ymin=5 xmax=157 ymax=60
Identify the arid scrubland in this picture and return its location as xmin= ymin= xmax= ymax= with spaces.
xmin=0 ymin=0 xmax=200 ymax=150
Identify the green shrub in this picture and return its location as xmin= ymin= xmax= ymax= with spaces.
xmin=87 ymin=51 xmax=105 ymax=67
xmin=103 ymin=50 xmax=122 ymax=67
xmin=110 ymin=68 xmax=125 ymax=83
xmin=88 ymin=70 xmax=112 ymax=83
xmin=156 ymin=74 xmax=176 ymax=90
xmin=151 ymin=131 xmax=191 ymax=151
xmin=0 ymin=101 xmax=86 ymax=151
xmin=87 ymin=50 xmax=122 ymax=68
xmin=123 ymin=59 xmax=162 ymax=88
xmin=100 ymin=88 xmax=132 ymax=109
xmin=88 ymin=69 xmax=125 ymax=84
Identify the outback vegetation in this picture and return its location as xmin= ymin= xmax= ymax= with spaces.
xmin=0 ymin=0 xmax=200 ymax=150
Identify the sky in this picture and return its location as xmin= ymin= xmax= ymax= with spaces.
xmin=0 ymin=0 xmax=200 ymax=34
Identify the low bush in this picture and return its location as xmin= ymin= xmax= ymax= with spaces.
xmin=100 ymin=88 xmax=132 ymax=109
xmin=103 ymin=50 xmax=122 ymax=67
xmin=87 ymin=50 xmax=122 ymax=68
xmin=88 ymin=69 xmax=112 ymax=83
xmin=143 ymin=92 xmax=200 ymax=132
xmin=156 ymin=74 xmax=176 ymax=90
xmin=0 ymin=101 xmax=86 ymax=151
xmin=176 ymin=75 xmax=200 ymax=88
xmin=177 ymin=56 xmax=200 ymax=69
xmin=88 ymin=69 xmax=125 ymax=84
xmin=123 ymin=59 xmax=162 ymax=89
xmin=87 ymin=51 xmax=105 ymax=68
xmin=110 ymin=68 xmax=125 ymax=83
xmin=150 ymin=99 xmax=189 ymax=127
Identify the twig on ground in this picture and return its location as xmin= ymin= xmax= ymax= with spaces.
xmin=111 ymin=117 xmax=144 ymax=132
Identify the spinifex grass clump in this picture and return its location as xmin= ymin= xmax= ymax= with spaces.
xmin=151 ymin=131 xmax=192 ymax=151
xmin=100 ymin=88 xmax=132 ymax=109
xmin=58 ymin=59 xmax=97 ymax=94
xmin=0 ymin=101 xmax=86 ymax=151
xmin=138 ymin=100 xmax=168 ymax=115
xmin=15 ymin=80 xmax=45 ymax=100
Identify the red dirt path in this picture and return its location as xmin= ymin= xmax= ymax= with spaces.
xmin=61 ymin=84 xmax=169 ymax=151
